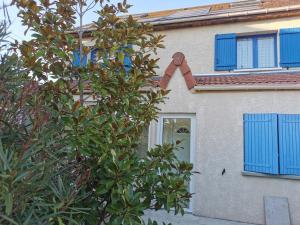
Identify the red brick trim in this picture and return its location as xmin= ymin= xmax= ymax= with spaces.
xmin=159 ymin=52 xmax=196 ymax=90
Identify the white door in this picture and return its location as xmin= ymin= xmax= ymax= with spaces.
xmin=158 ymin=114 xmax=195 ymax=211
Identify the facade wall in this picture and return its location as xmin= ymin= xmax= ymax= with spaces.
xmin=149 ymin=70 xmax=300 ymax=225
xmin=155 ymin=17 xmax=300 ymax=76
xmin=79 ymin=14 xmax=300 ymax=224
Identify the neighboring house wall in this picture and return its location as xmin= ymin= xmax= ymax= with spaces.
xmin=155 ymin=17 xmax=300 ymax=76
xmin=148 ymin=69 xmax=300 ymax=225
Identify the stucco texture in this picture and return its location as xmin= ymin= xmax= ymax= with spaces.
xmin=149 ymin=70 xmax=300 ymax=225
xmin=155 ymin=17 xmax=300 ymax=76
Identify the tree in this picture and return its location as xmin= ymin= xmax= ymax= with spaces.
xmin=0 ymin=22 xmax=88 ymax=224
xmin=1 ymin=0 xmax=193 ymax=224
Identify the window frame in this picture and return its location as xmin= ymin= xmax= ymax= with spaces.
xmin=237 ymin=33 xmax=278 ymax=70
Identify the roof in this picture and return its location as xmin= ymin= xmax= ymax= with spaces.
xmin=155 ymin=52 xmax=300 ymax=90
xmin=195 ymin=73 xmax=300 ymax=86
xmin=77 ymin=0 xmax=300 ymax=33
xmin=134 ymin=0 xmax=279 ymax=23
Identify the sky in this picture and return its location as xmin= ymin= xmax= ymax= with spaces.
xmin=1 ymin=0 xmax=231 ymax=41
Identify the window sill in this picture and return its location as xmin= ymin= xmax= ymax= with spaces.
xmin=234 ymin=67 xmax=283 ymax=73
xmin=241 ymin=171 xmax=300 ymax=181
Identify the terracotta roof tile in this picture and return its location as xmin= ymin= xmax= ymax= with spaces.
xmin=151 ymin=73 xmax=300 ymax=88
xmin=195 ymin=73 xmax=300 ymax=86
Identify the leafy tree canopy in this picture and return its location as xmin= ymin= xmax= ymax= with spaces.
xmin=0 ymin=1 xmax=193 ymax=224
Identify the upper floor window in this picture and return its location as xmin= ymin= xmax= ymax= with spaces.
xmin=237 ymin=34 xmax=277 ymax=69
xmin=72 ymin=46 xmax=132 ymax=71
xmin=215 ymin=28 xmax=300 ymax=71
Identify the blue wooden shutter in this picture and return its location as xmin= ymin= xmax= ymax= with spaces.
xmin=90 ymin=48 xmax=98 ymax=64
xmin=278 ymin=114 xmax=300 ymax=175
xmin=280 ymin=28 xmax=300 ymax=68
xmin=215 ymin=33 xmax=237 ymax=71
xmin=124 ymin=56 xmax=132 ymax=72
xmin=244 ymin=114 xmax=279 ymax=174
xmin=73 ymin=50 xmax=87 ymax=67
xmin=73 ymin=51 xmax=80 ymax=67
xmin=124 ymin=45 xmax=132 ymax=73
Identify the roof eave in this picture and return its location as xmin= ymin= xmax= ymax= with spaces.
xmin=69 ymin=5 xmax=300 ymax=36
xmin=153 ymin=5 xmax=300 ymax=31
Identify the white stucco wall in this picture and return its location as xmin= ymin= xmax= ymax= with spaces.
xmin=149 ymin=70 xmax=300 ymax=225
xmin=155 ymin=17 xmax=300 ymax=76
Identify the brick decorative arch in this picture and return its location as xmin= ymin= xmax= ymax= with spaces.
xmin=159 ymin=52 xmax=196 ymax=90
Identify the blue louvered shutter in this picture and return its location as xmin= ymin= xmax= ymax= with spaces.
xmin=90 ymin=48 xmax=98 ymax=64
xmin=244 ymin=114 xmax=279 ymax=174
xmin=124 ymin=45 xmax=132 ymax=73
xmin=124 ymin=56 xmax=131 ymax=73
xmin=73 ymin=51 xmax=80 ymax=67
xmin=215 ymin=33 xmax=237 ymax=71
xmin=73 ymin=50 xmax=87 ymax=67
xmin=278 ymin=114 xmax=300 ymax=176
xmin=280 ymin=28 xmax=300 ymax=68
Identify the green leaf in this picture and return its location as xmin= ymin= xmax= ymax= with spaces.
xmin=4 ymin=193 xmax=13 ymax=216
xmin=0 ymin=138 xmax=10 ymax=171
xmin=13 ymin=171 xmax=30 ymax=184
xmin=58 ymin=217 xmax=65 ymax=225
xmin=118 ymin=51 xmax=125 ymax=64
xmin=23 ymin=209 xmax=33 ymax=225
xmin=0 ymin=215 xmax=19 ymax=225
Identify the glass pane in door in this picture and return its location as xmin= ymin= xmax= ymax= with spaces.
xmin=162 ymin=118 xmax=191 ymax=163
xmin=162 ymin=117 xmax=192 ymax=209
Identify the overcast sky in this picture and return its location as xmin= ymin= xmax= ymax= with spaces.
xmin=2 ymin=0 xmax=231 ymax=41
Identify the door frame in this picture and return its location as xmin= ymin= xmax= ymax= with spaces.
xmin=157 ymin=114 xmax=196 ymax=212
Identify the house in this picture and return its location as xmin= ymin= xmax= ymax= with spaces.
xmin=74 ymin=0 xmax=300 ymax=224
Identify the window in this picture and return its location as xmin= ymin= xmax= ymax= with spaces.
xmin=214 ymin=31 xmax=300 ymax=71
xmin=237 ymin=34 xmax=277 ymax=69
xmin=237 ymin=38 xmax=253 ymax=69
xmin=215 ymin=28 xmax=300 ymax=71
xmin=257 ymin=36 xmax=276 ymax=68
xmin=73 ymin=46 xmax=132 ymax=70
xmin=244 ymin=114 xmax=300 ymax=176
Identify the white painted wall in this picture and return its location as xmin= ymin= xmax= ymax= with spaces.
xmin=155 ymin=17 xmax=300 ymax=76
xmin=149 ymin=69 xmax=300 ymax=225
